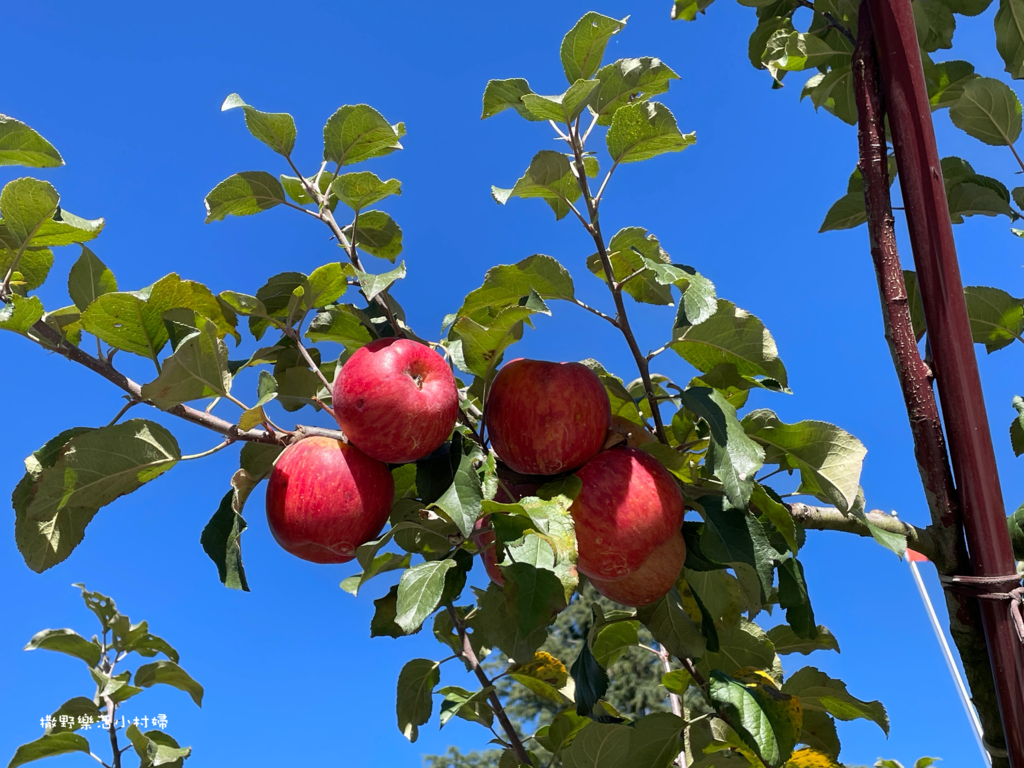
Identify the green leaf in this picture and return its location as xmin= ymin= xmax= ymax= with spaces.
xmin=456 ymin=254 xmax=575 ymax=321
xmin=642 ymin=258 xmax=718 ymax=327
xmin=563 ymin=714 xmax=686 ymax=768
xmin=560 ymin=12 xmax=627 ymax=83
xmin=124 ymin=725 xmax=190 ymax=767
xmin=778 ymin=557 xmax=817 ymax=639
xmin=698 ymin=617 xmax=777 ymax=679
xmin=476 ymin=571 xmax=562 ymax=663
xmin=782 ymin=666 xmax=889 ymax=735
xmin=481 ymin=78 xmax=544 ymax=121
xmin=742 ymin=409 xmax=866 ymax=513
xmin=1011 ymin=396 xmax=1024 ymax=457
xmin=140 ymin=320 xmax=231 ymax=408
xmin=354 ymin=260 xmax=406 ymax=301
xmin=751 ymin=483 xmax=799 ymax=555
xmin=438 ymin=685 xmax=495 ymax=728
xmin=434 ymin=450 xmax=484 ymax=538
xmin=848 ymin=491 xmax=907 ymax=558
xmin=68 ymin=246 xmax=117 ymax=311
xmin=708 ymin=670 xmax=801 ymax=767
xmin=804 ymin=65 xmax=858 ymax=124
xmin=963 ymin=285 xmax=1023 ymax=352
xmin=330 ymin=171 xmax=401 ymax=211
xmin=592 ymin=58 xmax=680 ymax=125
xmin=949 ymin=77 xmax=1023 ymax=145
xmin=341 ymin=551 xmax=411 ymax=596
xmin=83 ymin=274 xmax=238 ymax=361
xmin=134 ymin=660 xmax=204 ymax=707
xmin=636 ymin=588 xmax=707 ymax=660
xmin=492 ymin=150 xmax=587 ymax=221
xmin=913 ymin=0 xmax=955 ymax=52
xmin=452 ymin=289 xmax=549 ymax=377
xmin=0 ymin=294 xmax=44 ymax=335
xmin=343 ymin=210 xmax=403 ymax=261
xmin=91 ymin=668 xmax=142 ymax=703
xmin=522 ymin=80 xmax=602 ymax=124
xmin=767 ymin=624 xmax=839 ymax=655
xmin=672 ymin=300 xmax=788 ymax=388
xmin=682 ymin=387 xmax=765 ymax=507
xmin=305 ymin=262 xmax=351 ymax=309
xmin=902 ymin=270 xmax=927 ymax=340
xmin=606 ymin=102 xmax=696 ymax=164
xmin=569 ymin=635 xmax=609 ymax=718
xmin=924 ymin=57 xmax=978 ymax=109
xmin=204 ymin=171 xmax=286 ymax=222
xmin=221 ymin=93 xmax=295 ymax=156
xmin=819 ymin=192 xmax=867 ymax=231
xmin=279 ymin=170 xmax=336 ymax=208
xmin=947 ymin=182 xmax=1015 ymax=221
xmin=1008 ymin=501 xmax=1024 ymax=561
xmin=200 ymin=490 xmax=250 ymax=591
xmin=45 ymin=698 xmax=104 ymax=734
xmin=395 ymin=559 xmax=457 ymax=633
xmin=699 ymin=496 xmax=775 ymax=601
xmin=23 ymin=628 xmax=101 ymax=666
xmin=763 ymin=29 xmax=851 ymax=74
xmin=323 ymin=104 xmax=404 ymax=166
xmin=673 ymin=0 xmax=717 ymax=21
xmin=306 ymin=303 xmax=375 ymax=352
xmin=996 ymin=0 xmax=1024 ymax=79
xmin=590 ymin=620 xmax=640 ymax=673
xmin=585 ymin=226 xmax=673 ymax=305
xmin=0 ymin=178 xmax=60 ymax=255
xmin=14 ymin=420 xmax=180 ymax=572
xmin=0 ymin=115 xmax=63 ymax=168
xmin=0 ymin=246 xmax=52 ymax=294
xmin=7 ymin=733 xmax=91 ymax=768
xmin=396 ymin=658 xmax=441 ymax=742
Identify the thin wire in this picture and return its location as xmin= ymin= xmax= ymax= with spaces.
xmin=908 ymin=558 xmax=990 ymax=766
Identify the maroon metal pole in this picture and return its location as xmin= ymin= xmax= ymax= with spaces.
xmin=865 ymin=0 xmax=1024 ymax=762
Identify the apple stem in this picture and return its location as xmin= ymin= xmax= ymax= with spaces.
xmin=444 ymin=604 xmax=534 ymax=766
xmin=564 ymin=117 xmax=670 ymax=445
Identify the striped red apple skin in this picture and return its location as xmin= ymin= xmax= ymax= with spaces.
xmin=265 ymin=437 xmax=394 ymax=564
xmin=485 ymin=359 xmax=610 ymax=476
xmin=590 ymin=533 xmax=687 ymax=607
xmin=570 ymin=446 xmax=684 ymax=581
xmin=332 ymin=337 xmax=458 ymax=464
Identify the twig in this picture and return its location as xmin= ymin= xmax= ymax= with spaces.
xmin=28 ymin=318 xmax=306 ymax=445
xmin=566 ymin=119 xmax=669 ymax=443
xmin=444 ymin=605 xmax=533 ymax=765
xmin=106 ymin=399 xmax=142 ymax=427
xmin=785 ymin=503 xmax=938 ymax=559
xmin=569 ymin=297 xmax=619 ymax=327
xmin=284 ymin=324 xmax=333 ymax=392
xmin=180 ymin=440 xmax=232 ymax=461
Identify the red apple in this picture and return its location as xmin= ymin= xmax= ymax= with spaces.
xmin=265 ymin=436 xmax=394 ymax=564
xmin=332 ymin=337 xmax=458 ymax=464
xmin=590 ymin=533 xmax=687 ymax=607
xmin=472 ymin=482 xmax=541 ymax=587
xmin=485 ymin=359 xmax=610 ymax=475
xmin=571 ymin=446 xmax=684 ymax=581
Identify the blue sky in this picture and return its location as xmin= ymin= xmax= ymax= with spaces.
xmin=2 ymin=1 xmax=1021 ymax=765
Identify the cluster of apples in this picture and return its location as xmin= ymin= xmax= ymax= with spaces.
xmin=264 ymin=340 xmax=686 ymax=608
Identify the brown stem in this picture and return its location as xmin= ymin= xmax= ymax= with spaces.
xmin=28 ymin=318 xmax=337 ymax=446
xmin=852 ymin=8 xmax=1009 ymax=763
xmin=444 ymin=605 xmax=533 ymax=765
xmin=565 ymin=123 xmax=669 ymax=444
